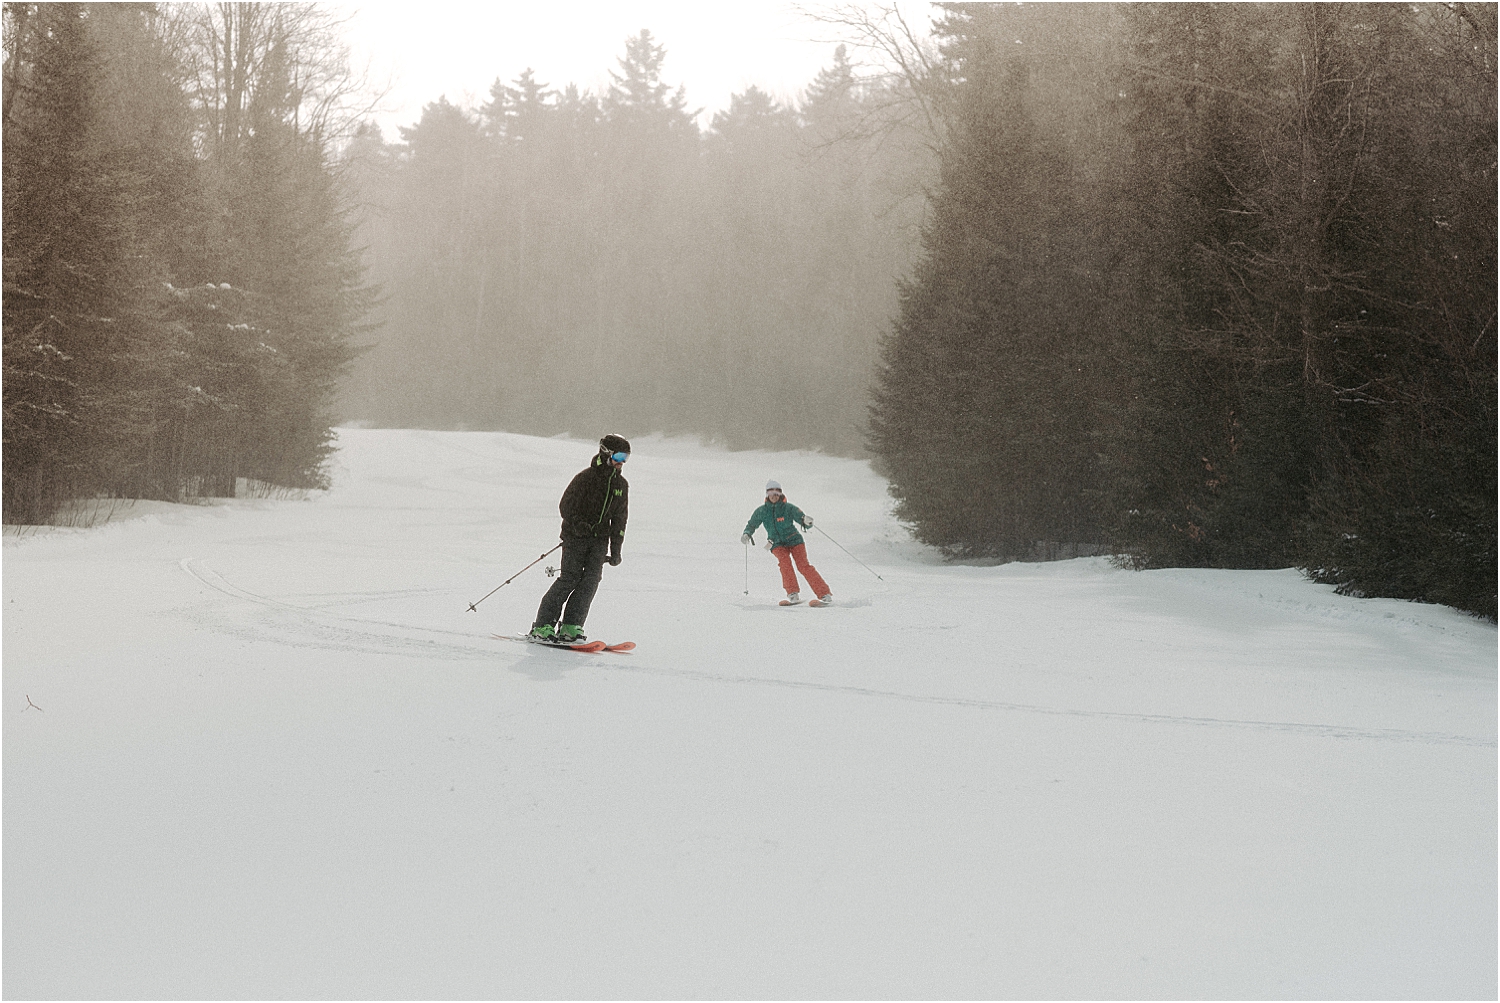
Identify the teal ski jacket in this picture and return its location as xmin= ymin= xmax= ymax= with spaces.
xmin=744 ymin=499 xmax=809 ymax=548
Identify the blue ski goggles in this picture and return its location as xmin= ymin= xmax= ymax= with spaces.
xmin=608 ymin=451 xmax=629 ymax=463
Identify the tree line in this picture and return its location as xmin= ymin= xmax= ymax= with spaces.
xmin=2 ymin=2 xmax=372 ymax=524
xmin=8 ymin=3 xmax=1491 ymax=619
xmin=337 ymin=32 xmax=933 ymax=456
xmin=869 ymin=2 xmax=1497 ymax=618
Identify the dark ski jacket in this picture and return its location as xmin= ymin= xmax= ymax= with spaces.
xmin=743 ymin=499 xmax=808 ymax=548
xmin=559 ymin=454 xmax=628 ymax=555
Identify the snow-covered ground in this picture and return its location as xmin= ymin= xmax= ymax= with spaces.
xmin=4 ymin=428 xmax=1495 ymax=999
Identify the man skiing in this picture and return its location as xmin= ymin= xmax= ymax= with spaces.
xmin=529 ymin=434 xmax=630 ymax=643
xmin=741 ymin=479 xmax=833 ymax=606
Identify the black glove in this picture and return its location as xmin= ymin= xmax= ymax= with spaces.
xmin=608 ymin=554 xmax=621 ymax=566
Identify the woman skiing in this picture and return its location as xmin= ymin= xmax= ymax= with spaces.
xmin=741 ymin=480 xmax=833 ymax=606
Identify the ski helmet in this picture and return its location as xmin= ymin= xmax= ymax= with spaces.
xmin=765 ymin=480 xmax=782 ymax=492
xmin=599 ymin=433 xmax=631 ymax=456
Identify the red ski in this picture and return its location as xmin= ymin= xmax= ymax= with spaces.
xmin=496 ymin=633 xmax=633 ymax=653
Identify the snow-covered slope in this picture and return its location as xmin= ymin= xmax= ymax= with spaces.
xmin=4 ymin=428 xmax=1495 ymax=998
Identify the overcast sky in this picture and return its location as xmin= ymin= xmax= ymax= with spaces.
xmin=338 ymin=1 xmax=937 ymax=137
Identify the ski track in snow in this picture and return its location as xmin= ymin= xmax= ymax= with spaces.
xmin=178 ymin=556 xmax=1492 ymax=749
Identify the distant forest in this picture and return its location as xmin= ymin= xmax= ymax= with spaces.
xmin=337 ymin=32 xmax=930 ymax=456
xmin=870 ymin=3 xmax=1496 ymax=617
xmin=2 ymin=2 xmax=373 ymax=524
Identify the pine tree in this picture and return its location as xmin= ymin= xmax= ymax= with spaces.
xmin=868 ymin=3 xmax=1124 ymax=558
xmin=1113 ymin=3 xmax=1495 ymax=615
xmin=480 ymin=68 xmax=554 ymax=144
xmin=2 ymin=3 xmax=178 ymax=521
xmin=163 ymin=2 xmax=373 ymax=494
xmin=1298 ymin=3 xmax=1497 ymax=616
xmin=603 ymin=29 xmax=697 ymax=142
xmin=802 ymin=44 xmax=856 ymax=131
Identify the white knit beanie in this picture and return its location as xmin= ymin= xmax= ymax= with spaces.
xmin=765 ymin=480 xmax=782 ymax=491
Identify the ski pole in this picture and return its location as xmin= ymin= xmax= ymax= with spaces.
xmin=467 ymin=543 xmax=562 ymax=612
xmin=813 ymin=524 xmax=884 ymax=581
xmin=744 ymin=540 xmax=750 ymax=594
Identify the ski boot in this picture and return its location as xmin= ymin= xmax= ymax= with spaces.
xmin=557 ymin=623 xmax=588 ymax=643
xmin=528 ymin=623 xmax=558 ymax=642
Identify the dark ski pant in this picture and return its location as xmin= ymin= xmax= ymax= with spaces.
xmin=533 ymin=536 xmax=610 ymax=629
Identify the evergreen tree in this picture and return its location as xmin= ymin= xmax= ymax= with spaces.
xmin=2 ymin=3 xmax=180 ymax=521
xmin=869 ymin=0 xmax=1493 ymax=620
xmin=168 ymin=2 xmax=372 ymax=493
xmin=1297 ymin=4 xmax=1497 ymax=615
xmin=604 ymin=29 xmax=697 ymax=142
xmin=3 ymin=2 xmax=375 ymax=520
xmin=480 ymin=67 xmax=554 ymax=144
xmin=801 ymin=44 xmax=856 ymax=131
xmin=1114 ymin=3 xmax=1496 ymax=614
xmin=869 ymin=3 xmax=1124 ymax=558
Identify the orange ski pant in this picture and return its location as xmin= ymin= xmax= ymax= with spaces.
xmin=771 ymin=543 xmax=830 ymax=597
